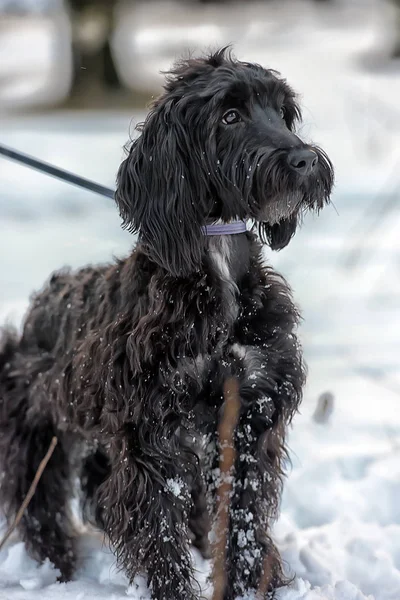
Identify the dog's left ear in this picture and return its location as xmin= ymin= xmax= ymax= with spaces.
xmin=259 ymin=214 xmax=298 ymax=250
xmin=115 ymin=102 xmax=207 ymax=278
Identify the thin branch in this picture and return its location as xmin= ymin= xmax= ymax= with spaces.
xmin=0 ymin=436 xmax=58 ymax=551
xmin=211 ymin=377 xmax=241 ymax=600
xmin=256 ymin=552 xmax=276 ymax=599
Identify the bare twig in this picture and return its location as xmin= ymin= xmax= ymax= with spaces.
xmin=0 ymin=436 xmax=58 ymax=551
xmin=211 ymin=377 xmax=241 ymax=600
xmin=313 ymin=391 xmax=335 ymax=425
xmin=256 ymin=552 xmax=276 ymax=599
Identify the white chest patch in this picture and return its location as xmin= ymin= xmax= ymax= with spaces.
xmin=209 ymin=235 xmax=231 ymax=282
xmin=208 ymin=236 xmax=239 ymax=323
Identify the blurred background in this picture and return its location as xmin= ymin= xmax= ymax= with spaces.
xmin=0 ymin=1 xmax=400 ymax=597
xmin=1 ymin=0 xmax=399 ymax=413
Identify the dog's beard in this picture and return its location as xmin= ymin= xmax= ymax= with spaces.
xmin=251 ymin=146 xmax=333 ymax=224
xmin=259 ymin=191 xmax=303 ymax=224
xmin=216 ymin=144 xmax=333 ymax=225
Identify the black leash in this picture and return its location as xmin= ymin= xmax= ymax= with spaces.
xmin=0 ymin=143 xmax=115 ymax=200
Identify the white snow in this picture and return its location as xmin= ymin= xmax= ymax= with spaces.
xmin=165 ymin=477 xmax=186 ymax=499
xmin=1 ymin=0 xmax=400 ymax=598
xmin=0 ymin=543 xmax=60 ymax=589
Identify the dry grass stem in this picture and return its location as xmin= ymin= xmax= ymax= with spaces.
xmin=211 ymin=377 xmax=241 ymax=600
xmin=0 ymin=436 xmax=58 ymax=551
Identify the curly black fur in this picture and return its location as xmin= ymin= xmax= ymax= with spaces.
xmin=0 ymin=48 xmax=333 ymax=599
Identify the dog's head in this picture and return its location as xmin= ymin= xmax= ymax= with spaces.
xmin=116 ymin=48 xmax=334 ymax=277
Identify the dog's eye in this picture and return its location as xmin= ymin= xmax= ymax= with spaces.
xmin=222 ymin=110 xmax=241 ymax=125
xmin=279 ymin=106 xmax=286 ymax=119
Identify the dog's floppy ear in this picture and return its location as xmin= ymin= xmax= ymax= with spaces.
xmin=115 ymin=101 xmax=206 ymax=278
xmin=258 ymin=214 xmax=298 ymax=250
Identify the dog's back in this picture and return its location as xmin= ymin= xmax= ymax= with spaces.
xmin=0 ymin=258 xmax=128 ymax=428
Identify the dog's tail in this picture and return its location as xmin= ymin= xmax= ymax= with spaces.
xmin=0 ymin=326 xmax=44 ymax=514
xmin=0 ymin=326 xmax=21 ymax=414
xmin=0 ymin=327 xmax=77 ymax=577
xmin=0 ymin=327 xmax=23 ymax=520
xmin=0 ymin=327 xmax=51 ymax=512
xmin=0 ymin=326 xmax=19 ymax=375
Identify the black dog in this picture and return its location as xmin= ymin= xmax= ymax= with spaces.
xmin=0 ymin=48 xmax=333 ymax=599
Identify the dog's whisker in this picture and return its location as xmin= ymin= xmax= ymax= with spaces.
xmin=329 ymin=199 xmax=340 ymax=216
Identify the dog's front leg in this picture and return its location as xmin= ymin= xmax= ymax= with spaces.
xmin=98 ymin=387 xmax=199 ymax=600
xmin=223 ymin=395 xmax=286 ymax=599
xmin=220 ymin=343 xmax=303 ymax=599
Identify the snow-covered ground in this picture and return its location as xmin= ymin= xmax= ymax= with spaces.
xmin=1 ymin=1 xmax=400 ymax=599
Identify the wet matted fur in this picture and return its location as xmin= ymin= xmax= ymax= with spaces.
xmin=0 ymin=48 xmax=334 ymax=599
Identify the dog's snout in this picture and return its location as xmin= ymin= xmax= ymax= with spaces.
xmin=287 ymin=148 xmax=318 ymax=176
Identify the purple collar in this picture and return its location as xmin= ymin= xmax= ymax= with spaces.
xmin=201 ymin=220 xmax=247 ymax=236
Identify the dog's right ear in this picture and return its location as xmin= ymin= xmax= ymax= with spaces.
xmin=115 ymin=103 xmax=207 ymax=278
xmin=258 ymin=214 xmax=298 ymax=250
xmin=115 ymin=134 xmax=142 ymax=233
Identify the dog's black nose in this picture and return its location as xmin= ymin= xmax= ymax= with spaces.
xmin=287 ymin=148 xmax=318 ymax=176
